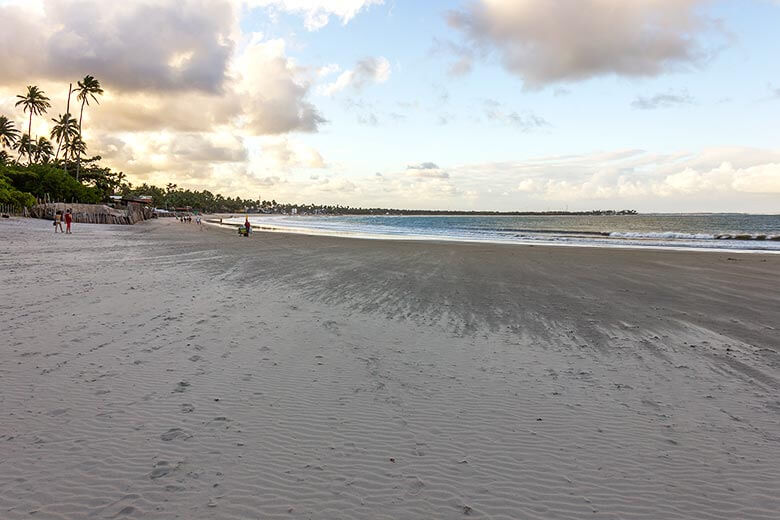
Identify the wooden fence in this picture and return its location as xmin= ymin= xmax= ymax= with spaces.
xmin=1 ymin=204 xmax=28 ymax=216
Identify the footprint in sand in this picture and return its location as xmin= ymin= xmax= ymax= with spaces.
xmin=173 ymin=381 xmax=190 ymax=393
xmin=322 ymin=320 xmax=341 ymax=336
xmin=180 ymin=404 xmax=195 ymax=413
xmin=160 ymin=428 xmax=192 ymax=441
xmin=149 ymin=461 xmax=175 ymax=480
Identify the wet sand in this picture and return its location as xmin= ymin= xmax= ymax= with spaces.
xmin=1 ymin=217 xmax=778 ymax=519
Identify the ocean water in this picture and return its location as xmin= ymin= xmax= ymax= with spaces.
xmin=225 ymin=214 xmax=780 ymax=252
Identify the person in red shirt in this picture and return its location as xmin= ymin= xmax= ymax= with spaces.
xmin=64 ymin=209 xmax=73 ymax=234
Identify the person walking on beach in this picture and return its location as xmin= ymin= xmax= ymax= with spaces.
xmin=244 ymin=216 xmax=251 ymax=237
xmin=53 ymin=211 xmax=64 ymax=233
xmin=196 ymin=214 xmax=202 ymax=230
xmin=64 ymin=209 xmax=73 ymax=234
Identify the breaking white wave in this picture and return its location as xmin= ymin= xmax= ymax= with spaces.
xmin=610 ymin=231 xmax=780 ymax=241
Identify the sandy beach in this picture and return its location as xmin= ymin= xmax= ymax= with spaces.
xmin=1 ymin=217 xmax=778 ymax=519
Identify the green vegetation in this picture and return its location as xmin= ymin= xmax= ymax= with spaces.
xmin=0 ymin=172 xmax=36 ymax=208
xmin=0 ymin=163 xmax=102 ymax=204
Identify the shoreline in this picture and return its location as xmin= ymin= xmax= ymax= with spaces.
xmin=207 ymin=217 xmax=780 ymax=255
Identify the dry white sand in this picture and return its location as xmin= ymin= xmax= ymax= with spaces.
xmin=1 ymin=217 xmax=778 ymax=519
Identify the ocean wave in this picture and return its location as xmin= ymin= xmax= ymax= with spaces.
xmin=488 ymin=227 xmax=611 ymax=236
xmin=609 ymin=231 xmax=780 ymax=241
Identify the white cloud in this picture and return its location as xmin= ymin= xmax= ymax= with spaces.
xmin=236 ymin=38 xmax=326 ymax=134
xmin=248 ymin=0 xmax=383 ymax=30
xmin=320 ymin=56 xmax=390 ymax=96
xmin=452 ymin=147 xmax=780 ymax=211
xmin=448 ymin=0 xmax=721 ymax=87
xmin=259 ymin=137 xmax=326 ymax=169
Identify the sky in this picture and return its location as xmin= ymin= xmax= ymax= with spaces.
xmin=0 ymin=0 xmax=778 ymax=212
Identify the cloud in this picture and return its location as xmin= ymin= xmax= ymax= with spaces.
xmin=357 ymin=112 xmax=379 ymax=126
xmin=447 ymin=0 xmax=721 ymax=88
xmin=89 ymin=91 xmax=241 ymax=132
xmin=250 ymin=0 xmax=383 ymax=30
xmin=0 ymin=0 xmax=236 ymax=93
xmin=431 ymin=37 xmax=474 ymax=76
xmin=320 ymin=56 xmax=391 ymax=96
xmin=238 ymin=38 xmax=327 ymax=134
xmin=483 ymin=99 xmax=549 ymax=130
xmin=253 ymin=175 xmax=282 ymax=187
xmin=452 ymin=147 xmax=780 ymax=211
xmin=260 ymin=137 xmax=326 ymax=169
xmin=407 ymin=162 xmax=450 ymax=178
xmin=1 ymin=3 xmax=325 ymax=136
xmin=632 ymin=90 xmax=695 ymax=110
xmin=170 ymin=134 xmax=248 ymax=163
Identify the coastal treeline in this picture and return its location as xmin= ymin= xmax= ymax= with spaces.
xmin=118 ymin=183 xmax=265 ymax=213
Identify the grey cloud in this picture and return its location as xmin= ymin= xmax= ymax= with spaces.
xmin=632 ymin=90 xmax=694 ymax=110
xmin=254 ymin=176 xmax=282 ymax=187
xmin=93 ymin=134 xmax=134 ymax=162
xmin=407 ymin=163 xmax=449 ymax=178
xmin=242 ymin=45 xmax=327 ymax=135
xmin=483 ymin=100 xmax=549 ymax=131
xmin=246 ymin=92 xmax=326 ymax=134
xmin=1 ymin=0 xmax=235 ymax=93
xmin=91 ymin=92 xmax=241 ymax=133
xmin=357 ymin=113 xmax=379 ymax=126
xmin=2 ymin=2 xmax=326 ymax=136
xmin=408 ymin=162 xmax=440 ymax=170
xmin=431 ymin=37 xmax=475 ymax=76
xmin=447 ymin=0 xmax=720 ymax=88
xmin=171 ymin=134 xmax=247 ymax=163
xmin=353 ymin=57 xmax=391 ymax=89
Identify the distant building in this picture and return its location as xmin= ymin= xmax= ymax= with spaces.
xmin=291 ymin=208 xmax=298 ymax=215
xmin=110 ymin=195 xmax=154 ymax=205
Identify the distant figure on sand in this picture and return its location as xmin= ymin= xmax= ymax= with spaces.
xmin=245 ymin=217 xmax=251 ymax=237
xmin=64 ymin=209 xmax=72 ymax=234
xmin=196 ymin=214 xmax=202 ymax=230
xmin=53 ymin=211 xmax=64 ymax=233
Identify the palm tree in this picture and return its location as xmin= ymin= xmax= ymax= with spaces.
xmin=15 ymin=86 xmax=51 ymax=165
xmin=0 ymin=116 xmax=20 ymax=152
xmin=50 ymin=113 xmax=79 ymax=162
xmin=14 ymin=134 xmax=32 ymax=163
xmin=73 ymin=75 xmax=103 ymax=180
xmin=33 ymin=137 xmax=53 ymax=164
xmin=65 ymin=136 xmax=87 ymax=167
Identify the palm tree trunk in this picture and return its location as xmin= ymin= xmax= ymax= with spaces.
xmin=27 ymin=112 xmax=32 ymax=166
xmin=76 ymin=98 xmax=85 ymax=182
xmin=63 ymin=84 xmax=72 ymax=175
